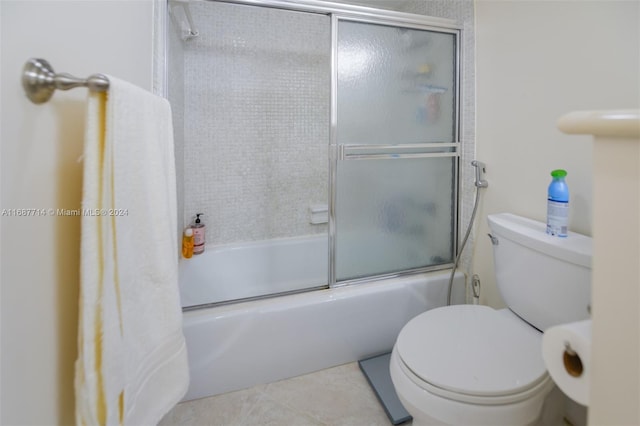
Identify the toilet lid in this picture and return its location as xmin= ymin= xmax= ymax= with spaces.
xmin=396 ymin=305 xmax=548 ymax=397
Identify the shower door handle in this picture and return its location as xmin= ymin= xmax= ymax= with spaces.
xmin=337 ymin=143 xmax=458 ymax=161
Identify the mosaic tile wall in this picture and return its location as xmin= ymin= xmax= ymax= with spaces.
xmin=182 ymin=1 xmax=330 ymax=244
xmin=167 ymin=5 xmax=185 ymax=244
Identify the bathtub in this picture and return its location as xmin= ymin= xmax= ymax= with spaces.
xmin=179 ymin=235 xmax=328 ymax=307
xmin=179 ymin=235 xmax=465 ymax=401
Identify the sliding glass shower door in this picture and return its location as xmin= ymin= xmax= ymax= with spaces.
xmin=169 ymin=0 xmax=460 ymax=306
xmin=333 ymin=18 xmax=458 ymax=282
xmin=171 ymin=1 xmax=332 ymax=308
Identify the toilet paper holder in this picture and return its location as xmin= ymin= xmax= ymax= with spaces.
xmin=563 ymin=342 xmax=584 ymax=377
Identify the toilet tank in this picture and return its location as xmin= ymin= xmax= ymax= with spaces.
xmin=488 ymin=213 xmax=592 ymax=331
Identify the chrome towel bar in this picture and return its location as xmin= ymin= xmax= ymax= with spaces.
xmin=22 ymin=58 xmax=109 ymax=104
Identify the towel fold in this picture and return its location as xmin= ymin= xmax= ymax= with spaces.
xmin=76 ymin=77 xmax=188 ymax=426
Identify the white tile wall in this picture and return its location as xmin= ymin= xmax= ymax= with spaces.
xmin=181 ymin=1 xmax=330 ymax=244
xmin=168 ymin=7 xmax=186 ymax=243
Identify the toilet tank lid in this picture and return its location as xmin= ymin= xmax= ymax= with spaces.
xmin=488 ymin=213 xmax=592 ymax=268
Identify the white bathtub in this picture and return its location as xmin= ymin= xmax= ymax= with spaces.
xmin=179 ymin=235 xmax=328 ymax=307
xmin=179 ymin=236 xmax=464 ymax=401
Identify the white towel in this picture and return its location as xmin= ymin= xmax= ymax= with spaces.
xmin=76 ymin=77 xmax=189 ymax=426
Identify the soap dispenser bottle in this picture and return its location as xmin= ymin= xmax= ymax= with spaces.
xmin=192 ymin=213 xmax=206 ymax=255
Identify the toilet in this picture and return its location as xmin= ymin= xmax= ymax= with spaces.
xmin=390 ymin=213 xmax=592 ymax=425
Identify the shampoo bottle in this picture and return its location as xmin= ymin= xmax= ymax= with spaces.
xmin=192 ymin=213 xmax=206 ymax=255
xmin=546 ymin=169 xmax=569 ymax=237
xmin=182 ymin=228 xmax=194 ymax=259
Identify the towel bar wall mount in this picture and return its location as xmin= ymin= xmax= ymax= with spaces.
xmin=22 ymin=58 xmax=110 ymax=104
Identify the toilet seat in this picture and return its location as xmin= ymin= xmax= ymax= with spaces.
xmin=395 ymin=305 xmax=550 ymax=404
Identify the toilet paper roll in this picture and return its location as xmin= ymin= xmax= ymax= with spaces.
xmin=542 ymin=319 xmax=591 ymax=406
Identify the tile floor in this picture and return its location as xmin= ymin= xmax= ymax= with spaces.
xmin=159 ymin=362 xmax=407 ymax=426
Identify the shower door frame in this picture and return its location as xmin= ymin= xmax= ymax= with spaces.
xmin=329 ymin=12 xmax=461 ymax=286
xmin=167 ymin=0 xmax=463 ymax=291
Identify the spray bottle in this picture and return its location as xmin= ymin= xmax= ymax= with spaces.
xmin=546 ymin=169 xmax=569 ymax=237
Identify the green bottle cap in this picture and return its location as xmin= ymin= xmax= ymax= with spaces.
xmin=551 ymin=169 xmax=567 ymax=178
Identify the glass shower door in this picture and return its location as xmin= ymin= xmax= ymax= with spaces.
xmin=174 ymin=1 xmax=332 ymax=307
xmin=333 ymin=18 xmax=459 ymax=282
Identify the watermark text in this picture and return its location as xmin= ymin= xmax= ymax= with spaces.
xmin=2 ymin=208 xmax=129 ymax=217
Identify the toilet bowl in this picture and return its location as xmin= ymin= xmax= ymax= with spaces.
xmin=390 ymin=306 xmax=556 ymax=425
xmin=390 ymin=213 xmax=592 ymax=425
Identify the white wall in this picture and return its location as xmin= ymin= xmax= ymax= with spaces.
xmin=474 ymin=0 xmax=640 ymax=308
xmin=0 ymin=1 xmax=155 ymax=423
